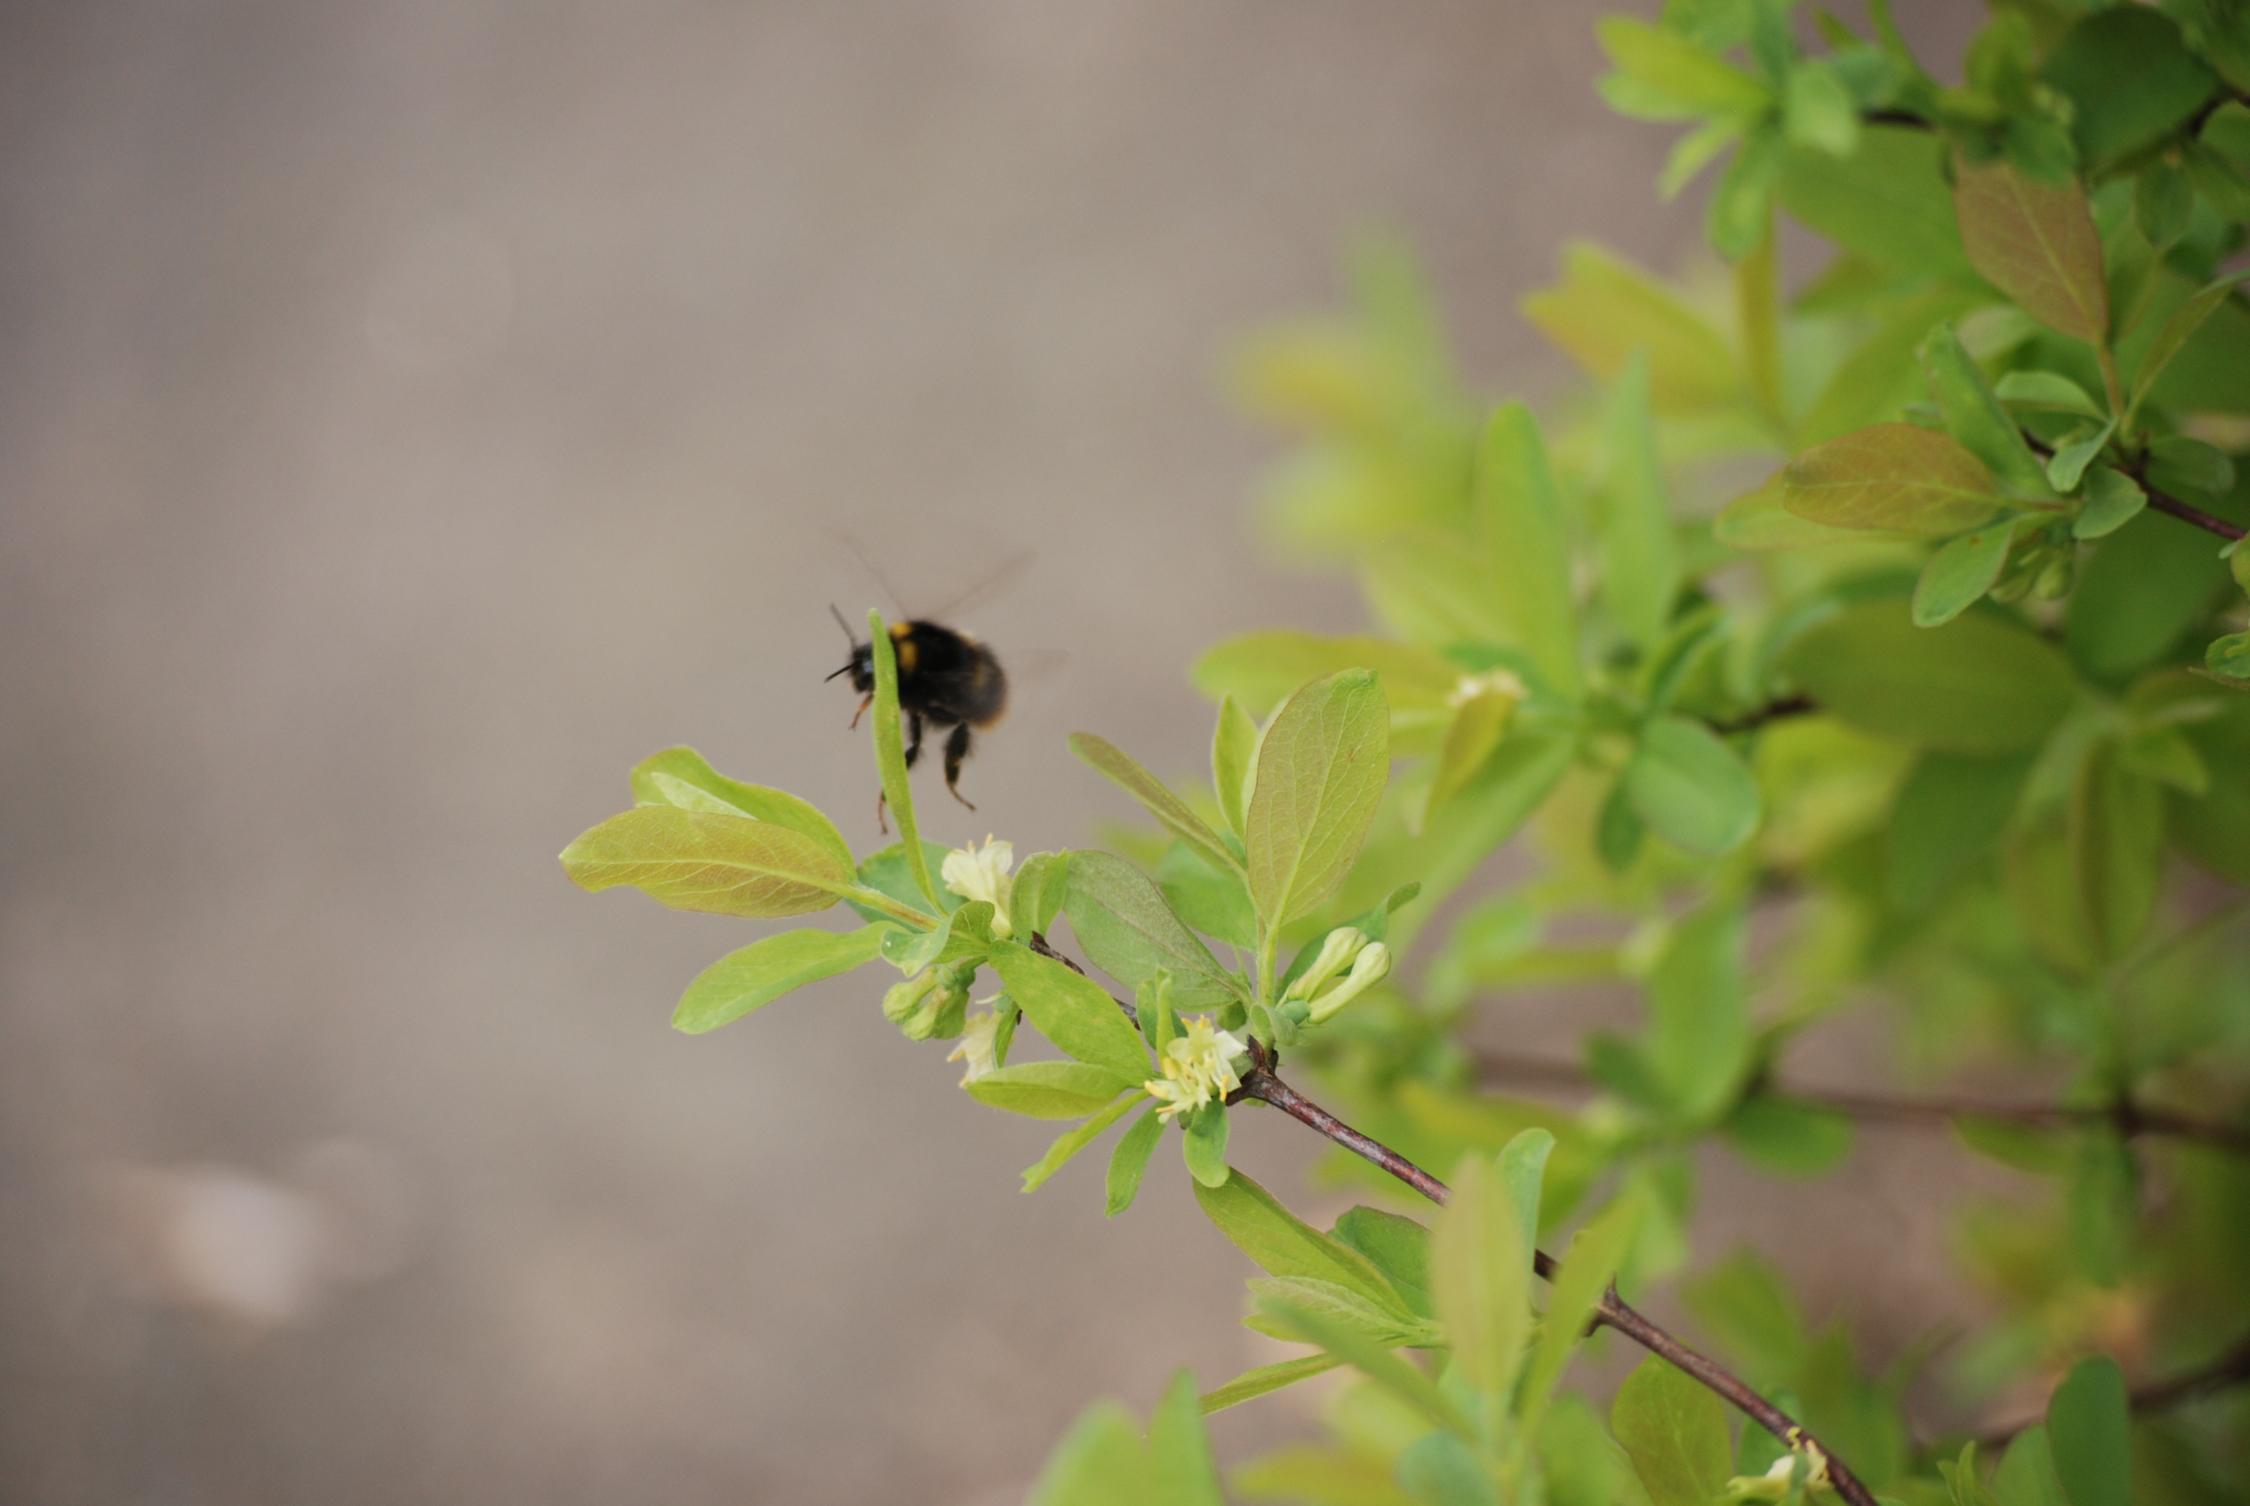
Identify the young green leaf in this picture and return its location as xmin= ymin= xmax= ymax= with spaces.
xmin=1198 ymin=1354 xmax=1344 ymax=1415
xmin=851 ymin=840 xmax=958 ymax=922
xmin=1783 ymin=59 xmax=1860 ymax=156
xmin=1476 ymin=403 xmax=1583 ymax=697
xmin=1397 ymin=1433 xmax=1504 ymax=1506
xmin=1021 ymin=1089 xmax=1143 ymax=1193
xmin=629 ymin=747 xmax=855 ymax=872
xmin=2135 ymin=158 xmax=2194 ymax=249
xmin=1331 ymin=1207 xmax=1434 ymax=1319
xmin=879 ymin=899 xmax=992 ymax=974
xmin=2041 ymin=6 xmax=2216 ymax=169
xmin=1778 ymin=598 xmax=2080 ymax=752
xmin=1647 ymin=904 xmax=1751 ymax=1123
xmin=1777 ymin=125 xmax=1970 ymax=276
xmin=1243 ymin=1276 xmax=1433 ymax=1347
xmin=1611 ymin=1356 xmax=1733 ymax=1506
xmin=1625 ymin=715 xmax=1761 ymax=857
xmin=1181 ymin=1100 xmax=1230 ymax=1188
xmin=672 ymin=923 xmax=890 ymax=1034
xmin=1430 ymin=1137 xmax=1546 ymax=1417
xmin=1783 ymin=424 xmax=2003 ymax=537
xmin=1594 ymin=17 xmax=1771 ymax=119
xmin=1244 ymin=669 xmax=1390 ymax=931
xmin=2044 ymin=420 xmax=2116 ymax=493
xmin=1062 ymin=851 xmax=1244 ymax=1008
xmin=1154 ymin=844 xmax=1259 ymax=950
xmin=1596 ymin=352 xmax=1683 ymax=654
xmin=1424 ymin=674 xmax=1520 ymax=823
xmin=1724 ymin=1097 xmax=1855 ymax=1176
xmin=2044 ymin=1356 xmax=2129 ymax=1506
xmin=1251 ymin=1292 xmax=1470 ymax=1440
xmin=1146 ymin=1372 xmax=1226 ymax=1506
xmin=1192 ymin=1169 xmax=1408 ymax=1315
xmin=966 ymin=1061 xmax=1141 ymax=1120
xmin=1521 ymin=242 xmax=1742 ymax=409
xmin=1105 ymin=1105 xmax=1164 ymax=1216
xmin=1716 ymin=472 xmax=1848 ymax=550
xmin=1521 ymin=1189 xmax=1645 ymax=1428
xmin=1913 ymin=522 xmax=2016 ymax=627
xmin=987 ymin=940 xmax=1151 ymax=1086
xmin=1918 ymin=326 xmax=2050 ymax=496
xmin=1027 ymin=1400 xmax=1160 ymax=1506
xmin=1011 ymin=850 xmax=1072 ymax=937
xmin=1951 ymin=155 xmax=2109 ymax=344
xmin=1068 ymin=732 xmax=1244 ymax=879
xmin=1887 ymin=750 xmax=2032 ymax=909
xmin=1192 ymin=632 xmax=1458 ymax=722
xmin=2070 ymin=743 xmax=2164 ymax=962
xmin=1994 ymin=370 xmax=2105 ymax=421
xmin=1211 ymin=694 xmax=1259 ymax=839
xmin=2072 ymin=469 xmax=2146 ymax=540
xmin=561 ymin=807 xmax=854 ymax=918
xmin=866 ymin=611 xmax=942 ymax=911
xmin=2129 ymin=271 xmax=2250 ymax=421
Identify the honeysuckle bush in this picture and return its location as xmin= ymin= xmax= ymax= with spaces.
xmin=564 ymin=6 xmax=2250 ymax=1505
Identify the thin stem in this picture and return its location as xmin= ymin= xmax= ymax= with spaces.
xmin=1711 ymin=694 xmax=1818 ymax=736
xmin=1473 ymin=1051 xmax=2250 ymax=1155
xmin=1236 ymin=1064 xmax=1881 ymax=1506
xmin=846 ymin=885 xmax=943 ymax=929
xmin=2024 ymin=429 xmax=2245 ymax=544
xmin=1970 ymin=1336 xmax=2250 ymax=1448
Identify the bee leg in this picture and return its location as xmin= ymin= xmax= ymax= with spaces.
xmin=875 ymin=789 xmax=889 ymax=835
xmin=902 ymin=710 xmax=925 ymax=770
xmin=849 ymin=693 xmax=872 ymax=730
xmin=943 ymin=723 xmax=977 ymax=811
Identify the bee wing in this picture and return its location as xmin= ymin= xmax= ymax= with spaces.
xmin=925 ymin=548 xmax=1037 ymax=624
xmin=823 ymin=524 xmax=911 ymax=618
xmin=1001 ymin=646 xmax=1071 ymax=686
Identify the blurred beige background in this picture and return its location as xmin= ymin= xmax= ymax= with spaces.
xmin=3 ymin=4 xmax=1978 ymax=1503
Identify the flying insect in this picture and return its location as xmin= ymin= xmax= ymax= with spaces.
xmin=827 ymin=607 xmax=1007 ymax=828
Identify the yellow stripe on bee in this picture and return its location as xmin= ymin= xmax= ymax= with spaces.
xmin=887 ymin=620 xmax=919 ymax=673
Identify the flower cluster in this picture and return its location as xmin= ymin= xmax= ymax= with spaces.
xmin=1144 ymin=1017 xmax=1249 ymax=1121
xmin=1280 ymin=925 xmax=1392 ymax=1025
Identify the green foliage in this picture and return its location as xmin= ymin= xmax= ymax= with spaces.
xmin=565 ymin=12 xmax=2250 ymax=1506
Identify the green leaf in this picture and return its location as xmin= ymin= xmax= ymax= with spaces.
xmin=2129 ymin=271 xmax=2250 ymax=416
xmin=1069 ymin=733 xmax=1243 ymax=879
xmin=1783 ymin=424 xmax=2003 ymax=537
xmin=1105 ymin=1106 xmax=1164 ymax=1216
xmin=1993 ymin=1426 xmax=2068 ymax=1506
xmin=1646 ymin=904 xmax=1750 ymax=1123
xmin=561 ymin=807 xmax=854 ymax=918
xmin=2070 ymin=743 xmax=2165 ymax=962
xmin=1778 ymin=598 xmax=2080 ymax=752
xmin=865 ymin=611 xmax=942 ymax=911
xmin=629 ymin=747 xmax=855 ymax=872
xmin=988 ymin=940 xmax=1150 ymax=1085
xmin=1476 ymin=403 xmax=1582 ymax=696
xmin=1783 ymin=59 xmax=1860 ymax=156
xmin=1193 ymin=1168 xmax=1408 ymax=1314
xmin=1707 ymin=125 xmax=1781 ymax=260
xmin=2045 ymin=1356 xmax=2129 ymax=1506
xmin=1147 ymin=1372 xmax=1226 ymax=1506
xmin=1012 ymin=850 xmax=1072 ymax=937
xmin=2210 ymin=631 xmax=2250 ymax=678
xmin=2044 ymin=421 xmax=2115 ymax=493
xmin=1021 ymin=1089 xmax=1143 ymax=1193
xmin=1244 ymin=670 xmax=1391 ymax=931
xmin=2135 ymin=157 xmax=2194 ymax=249
xmin=1424 ymin=676 xmax=1521 ymax=823
xmin=880 ymin=899 xmax=992 ymax=974
xmin=1595 ymin=17 xmax=1771 ymax=118
xmin=1522 ymin=1190 xmax=1644 ymax=1427
xmin=2042 ymin=6 xmax=2216 ymax=169
xmin=2066 ymin=513 xmax=2233 ymax=683
xmin=1430 ymin=1136 xmax=1547 ymax=1417
xmin=1027 ymin=1401 xmax=1156 ymax=1506
xmin=2072 ymin=468 xmax=2146 ymax=540
xmin=1952 ymin=155 xmax=2109 ymax=344
xmin=1199 ymin=1354 xmax=1344 ymax=1415
xmin=1062 ymin=850 xmax=1244 ymax=1008
xmin=1716 ymin=472 xmax=1848 ymax=551
xmin=1611 ymin=1356 xmax=1734 ymax=1506
xmin=1595 ymin=352 xmax=1683 ymax=654
xmin=1919 ymin=326 xmax=2052 ymax=496
xmin=1887 ymin=750 xmax=2032 ymax=908
xmin=1914 ymin=522 xmax=2017 ymax=627
xmin=1154 ymin=844 xmax=1259 ymax=949
xmin=1332 ymin=1207 xmax=1434 ymax=1319
xmin=1625 ymin=715 xmax=1761 ymax=856
xmin=672 ymin=923 xmax=889 ymax=1034
xmin=1994 ymin=369 xmax=2105 ymax=420
xmin=966 ymin=1061 xmax=1140 ymax=1120
xmin=1521 ymin=241 xmax=1740 ymax=412
xmin=1212 ymin=694 xmax=1259 ymax=839
xmin=1182 ymin=1100 xmax=1230 ymax=1188
xmin=1397 ymin=1433 xmax=1503 ymax=1506
xmin=851 ymin=840 xmax=958 ymax=922
xmin=1724 ymin=1097 xmax=1854 ymax=1176
xmin=1243 ymin=1276 xmax=1433 ymax=1346
xmin=2067 ymin=1130 xmax=2138 ymax=1285
xmin=1193 ymin=632 xmax=1458 ymax=723
xmin=1776 ymin=124 xmax=1970 ymax=277
xmin=1252 ymin=1291 xmax=1470 ymax=1440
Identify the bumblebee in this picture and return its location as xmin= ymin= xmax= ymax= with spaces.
xmin=828 ymin=609 xmax=1007 ymax=823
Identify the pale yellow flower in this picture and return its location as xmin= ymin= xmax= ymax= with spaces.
xmin=1143 ymin=1017 xmax=1249 ymax=1121
xmin=948 ymin=1005 xmax=1005 ymax=1084
xmin=940 ymin=835 xmax=1015 ymax=938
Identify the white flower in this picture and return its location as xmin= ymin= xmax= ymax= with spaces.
xmin=1448 ymin=668 xmax=1526 ymax=708
xmin=1143 ymin=1016 xmax=1249 ymax=1121
xmin=948 ymin=1005 xmax=1004 ymax=1084
xmin=940 ymin=835 xmax=1015 ymax=938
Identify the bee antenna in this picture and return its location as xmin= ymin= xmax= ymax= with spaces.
xmin=823 ymin=662 xmax=855 ymax=683
xmin=826 ymin=602 xmax=860 ymax=646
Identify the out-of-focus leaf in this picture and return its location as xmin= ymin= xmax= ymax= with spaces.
xmin=2072 ymin=468 xmax=2146 ymax=540
xmin=1431 ymin=1134 xmax=1548 ymax=1417
xmin=1595 ymin=18 xmax=1773 ymax=119
xmin=1625 ymin=715 xmax=1761 ymax=856
xmin=1522 ymin=242 xmax=1741 ymax=409
xmin=1522 ymin=1189 xmax=1644 ymax=1426
xmin=1992 ymin=1426 xmax=2067 ymax=1506
xmin=2066 ymin=511 xmax=2231 ymax=684
xmin=2130 ymin=271 xmax=2250 ymax=413
xmin=1724 ymin=1097 xmax=1855 ymax=1176
xmin=1332 ymin=1207 xmax=1434 ymax=1319
xmin=1913 ymin=521 xmax=2016 ymax=627
xmin=1646 ymin=904 xmax=1751 ymax=1123
xmin=672 ymin=923 xmax=888 ymax=1034
xmin=1778 ymin=598 xmax=2079 ymax=752
xmin=1595 ymin=352 xmax=1683 ymax=653
xmin=1424 ymin=676 xmax=1521 ymax=823
xmin=1952 ymin=156 xmax=2109 ymax=343
xmin=2045 ymin=1356 xmax=2129 ymax=1506
xmin=1919 ymin=325 xmax=2051 ymax=496
xmin=1776 ymin=125 xmax=1970 ymax=275
xmin=1994 ymin=369 xmax=2105 ymax=420
xmin=2069 ymin=744 xmax=2164 ymax=962
xmin=1026 ymin=1400 xmax=1156 ymax=1506
xmin=1887 ymin=750 xmax=2031 ymax=908
xmin=1783 ymin=424 xmax=2003 ymax=537
xmin=1198 ymin=1354 xmax=1343 ymax=1415
xmin=1716 ymin=472 xmax=1849 ymax=550
xmin=1194 ymin=632 xmax=1457 ymax=723
xmin=1476 ymin=403 xmax=1582 ymax=697
xmin=2042 ymin=6 xmax=2216 ymax=169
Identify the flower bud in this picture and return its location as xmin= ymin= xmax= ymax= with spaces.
xmin=1306 ymin=942 xmax=1390 ymax=1024
xmin=1282 ymin=926 xmax=1366 ymax=1004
